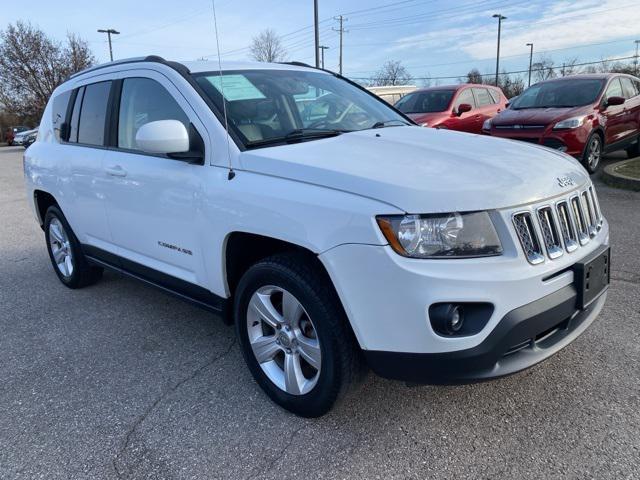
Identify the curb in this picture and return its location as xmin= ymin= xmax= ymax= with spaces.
xmin=601 ymin=159 xmax=640 ymax=192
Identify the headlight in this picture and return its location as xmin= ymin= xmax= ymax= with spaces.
xmin=553 ymin=116 xmax=586 ymax=130
xmin=377 ymin=211 xmax=503 ymax=258
xmin=482 ymin=119 xmax=492 ymax=130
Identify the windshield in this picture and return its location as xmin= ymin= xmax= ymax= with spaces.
xmin=193 ymin=69 xmax=409 ymax=148
xmin=511 ymin=79 xmax=606 ymax=109
xmin=394 ymin=90 xmax=455 ymax=113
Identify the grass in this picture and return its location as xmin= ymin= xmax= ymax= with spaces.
xmin=614 ymin=159 xmax=640 ymax=179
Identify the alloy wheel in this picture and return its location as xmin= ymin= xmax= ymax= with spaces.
xmin=48 ymin=218 xmax=74 ymax=278
xmin=246 ymin=285 xmax=321 ymax=395
xmin=588 ymin=136 xmax=601 ymax=170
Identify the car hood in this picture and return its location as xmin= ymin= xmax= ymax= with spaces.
xmin=406 ymin=112 xmax=450 ymax=126
xmin=492 ymin=106 xmax=591 ymax=126
xmin=238 ymin=126 xmax=588 ymax=213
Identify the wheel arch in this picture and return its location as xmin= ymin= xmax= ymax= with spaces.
xmin=33 ymin=190 xmax=59 ymax=227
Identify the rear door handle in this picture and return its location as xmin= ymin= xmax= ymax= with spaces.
xmin=105 ymin=165 xmax=127 ymax=177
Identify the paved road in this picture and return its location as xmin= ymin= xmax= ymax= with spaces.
xmin=1 ymin=146 xmax=639 ymax=479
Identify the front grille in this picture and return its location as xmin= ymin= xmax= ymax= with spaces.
xmin=512 ymin=212 xmax=544 ymax=264
xmin=537 ymin=207 xmax=563 ymax=259
xmin=511 ymin=184 xmax=604 ymax=264
xmin=494 ymin=125 xmax=545 ymax=130
xmin=556 ymin=201 xmax=578 ymax=252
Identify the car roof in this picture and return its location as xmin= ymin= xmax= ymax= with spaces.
xmin=413 ymin=83 xmax=499 ymax=93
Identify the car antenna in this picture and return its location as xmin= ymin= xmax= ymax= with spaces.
xmin=210 ymin=0 xmax=235 ymax=180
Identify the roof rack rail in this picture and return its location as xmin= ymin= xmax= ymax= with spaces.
xmin=68 ymin=55 xmax=190 ymax=80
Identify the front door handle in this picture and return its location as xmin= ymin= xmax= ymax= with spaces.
xmin=105 ymin=165 xmax=127 ymax=177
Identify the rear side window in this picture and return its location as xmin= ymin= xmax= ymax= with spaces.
xmin=51 ymin=90 xmax=71 ymax=141
xmin=454 ymin=89 xmax=476 ymax=109
xmin=473 ymin=88 xmax=494 ymax=106
xmin=487 ymin=89 xmax=500 ymax=103
xmin=77 ymin=81 xmax=112 ymax=146
xmin=68 ymin=87 xmax=85 ymax=143
xmin=117 ymin=77 xmax=190 ymax=151
xmin=620 ymin=77 xmax=638 ymax=98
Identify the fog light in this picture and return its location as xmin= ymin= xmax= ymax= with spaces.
xmin=449 ymin=305 xmax=463 ymax=332
xmin=430 ymin=303 xmax=465 ymax=336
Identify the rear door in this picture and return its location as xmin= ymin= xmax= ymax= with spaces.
xmin=472 ymin=87 xmax=499 ymax=132
xmin=102 ymin=71 xmax=210 ymax=287
xmin=450 ymin=88 xmax=478 ymax=133
xmin=59 ymin=79 xmax=114 ymax=250
xmin=619 ymin=76 xmax=640 ymax=141
xmin=601 ymin=77 xmax=626 ymax=146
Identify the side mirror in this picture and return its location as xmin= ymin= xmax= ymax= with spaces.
xmin=604 ymin=95 xmax=625 ymax=108
xmin=505 ymin=101 xmax=510 ymax=109
xmin=457 ymin=103 xmax=472 ymax=116
xmin=136 ymin=120 xmax=190 ymax=154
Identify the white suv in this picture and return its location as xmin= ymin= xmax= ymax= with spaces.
xmin=24 ymin=57 xmax=610 ymax=417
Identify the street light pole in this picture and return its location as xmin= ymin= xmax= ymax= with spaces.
xmin=97 ymin=28 xmax=120 ymax=61
xmin=313 ymin=0 xmax=320 ymax=68
xmin=635 ymin=40 xmax=640 ymax=76
xmin=526 ymin=43 xmax=533 ymax=87
xmin=319 ymin=45 xmax=329 ymax=69
xmin=492 ymin=14 xmax=506 ymax=87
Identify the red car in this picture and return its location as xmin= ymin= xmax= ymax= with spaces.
xmin=484 ymin=74 xmax=640 ymax=173
xmin=4 ymin=126 xmax=29 ymax=146
xmin=394 ymin=84 xmax=508 ymax=134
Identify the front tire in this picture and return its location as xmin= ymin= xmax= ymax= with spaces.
xmin=44 ymin=206 xmax=103 ymax=289
xmin=234 ymin=253 xmax=364 ymax=417
xmin=582 ymin=132 xmax=602 ymax=174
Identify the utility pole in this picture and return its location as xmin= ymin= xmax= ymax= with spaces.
xmin=635 ymin=40 xmax=640 ymax=76
xmin=526 ymin=42 xmax=533 ymax=87
xmin=314 ymin=0 xmax=320 ymax=68
xmin=97 ymin=28 xmax=120 ymax=62
xmin=319 ymin=45 xmax=329 ymax=69
xmin=333 ymin=15 xmax=348 ymax=75
xmin=492 ymin=14 xmax=506 ymax=87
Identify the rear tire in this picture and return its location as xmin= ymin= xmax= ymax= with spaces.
xmin=44 ymin=206 xmax=103 ymax=289
xmin=234 ymin=252 xmax=364 ymax=417
xmin=626 ymin=137 xmax=640 ymax=159
xmin=582 ymin=132 xmax=602 ymax=174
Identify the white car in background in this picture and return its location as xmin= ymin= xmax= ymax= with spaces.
xmin=12 ymin=127 xmax=38 ymax=146
xmin=24 ymin=57 xmax=610 ymax=417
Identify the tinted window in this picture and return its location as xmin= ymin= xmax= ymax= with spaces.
xmin=473 ymin=88 xmax=493 ymax=106
xmin=620 ymin=77 xmax=638 ymax=98
xmin=51 ymin=90 xmax=72 ymax=142
xmin=118 ymin=78 xmax=190 ymax=150
xmin=68 ymin=87 xmax=85 ymax=143
xmin=395 ymin=90 xmax=455 ymax=113
xmin=454 ymin=89 xmax=476 ymax=109
xmin=604 ymin=78 xmax=623 ymax=100
xmin=512 ymin=79 xmax=605 ymax=109
xmin=77 ymin=81 xmax=111 ymax=145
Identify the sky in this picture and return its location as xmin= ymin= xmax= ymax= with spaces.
xmin=4 ymin=0 xmax=639 ymax=84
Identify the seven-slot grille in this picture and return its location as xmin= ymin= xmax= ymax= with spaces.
xmin=512 ymin=186 xmax=603 ymax=264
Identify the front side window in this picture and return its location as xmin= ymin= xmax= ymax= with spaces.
xmin=512 ymin=79 xmax=606 ymax=109
xmin=395 ymin=90 xmax=455 ymax=113
xmin=619 ymin=77 xmax=638 ymax=99
xmin=193 ymin=69 xmax=409 ymax=148
xmin=454 ymin=89 xmax=476 ymax=109
xmin=604 ymin=78 xmax=623 ymax=100
xmin=118 ymin=78 xmax=190 ymax=150
xmin=77 ymin=81 xmax=111 ymax=146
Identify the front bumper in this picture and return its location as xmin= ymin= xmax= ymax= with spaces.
xmin=488 ymin=126 xmax=590 ymax=157
xmin=364 ymin=285 xmax=606 ymax=384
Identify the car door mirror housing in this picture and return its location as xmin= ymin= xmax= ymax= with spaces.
xmin=605 ymin=96 xmax=625 ymax=108
xmin=457 ymin=103 xmax=472 ymax=115
xmin=136 ymin=120 xmax=190 ymax=155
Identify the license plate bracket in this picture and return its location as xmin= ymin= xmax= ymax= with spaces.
xmin=574 ymin=245 xmax=610 ymax=309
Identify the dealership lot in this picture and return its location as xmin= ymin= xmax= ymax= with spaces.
xmin=1 ymin=146 xmax=639 ymax=479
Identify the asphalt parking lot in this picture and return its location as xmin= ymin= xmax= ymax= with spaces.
xmin=1 ymin=146 xmax=639 ymax=479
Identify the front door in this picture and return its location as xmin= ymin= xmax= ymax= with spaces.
xmin=451 ymin=88 xmax=479 ymax=133
xmin=102 ymin=72 xmax=210 ymax=287
xmin=601 ymin=77 xmax=626 ymax=146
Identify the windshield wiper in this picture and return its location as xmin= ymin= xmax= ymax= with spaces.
xmin=370 ymin=119 xmax=411 ymax=129
xmin=245 ymin=128 xmax=345 ymax=148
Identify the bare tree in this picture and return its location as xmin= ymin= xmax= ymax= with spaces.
xmin=464 ymin=68 xmax=483 ymax=84
xmin=372 ymin=60 xmax=413 ymax=86
xmin=0 ymin=22 xmax=95 ymax=126
xmin=250 ymin=29 xmax=287 ymax=63
xmin=531 ymin=56 xmax=556 ymax=82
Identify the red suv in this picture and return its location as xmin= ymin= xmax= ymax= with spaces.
xmin=394 ymin=84 xmax=508 ymax=134
xmin=484 ymin=74 xmax=640 ymax=173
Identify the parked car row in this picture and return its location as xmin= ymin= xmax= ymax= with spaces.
xmin=12 ymin=127 xmax=39 ymax=148
xmin=393 ymin=73 xmax=640 ymax=173
xmin=3 ymin=126 xmax=29 ymax=146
